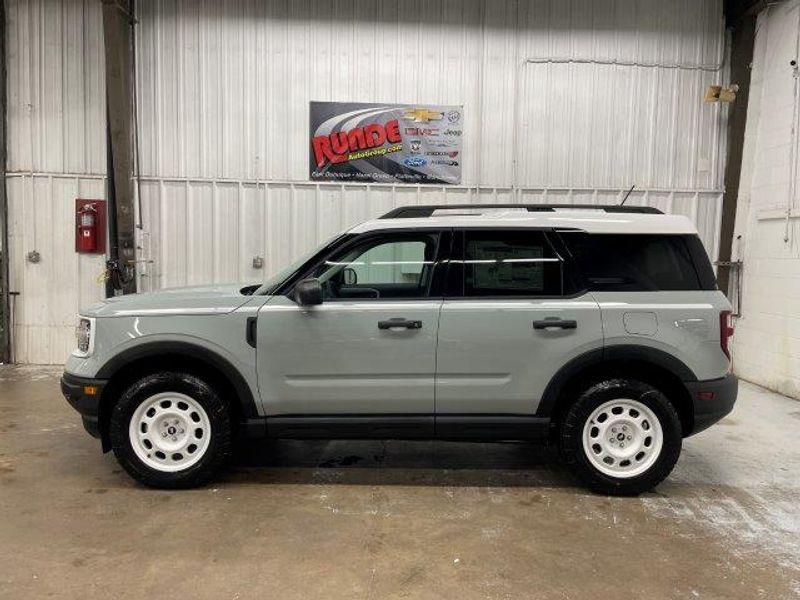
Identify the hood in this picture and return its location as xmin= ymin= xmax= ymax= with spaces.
xmin=82 ymin=284 xmax=256 ymax=318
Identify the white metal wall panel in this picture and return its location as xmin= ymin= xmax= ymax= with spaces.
xmin=7 ymin=0 xmax=105 ymax=173
xmin=6 ymin=0 xmax=107 ymax=363
xmin=133 ymin=0 xmax=729 ymax=292
xmin=6 ymin=175 xmax=107 ymax=363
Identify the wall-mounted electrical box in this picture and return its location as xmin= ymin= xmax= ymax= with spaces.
xmin=75 ymin=199 xmax=107 ymax=254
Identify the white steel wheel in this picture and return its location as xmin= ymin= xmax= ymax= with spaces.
xmin=128 ymin=392 xmax=211 ymax=473
xmin=581 ymin=398 xmax=663 ymax=479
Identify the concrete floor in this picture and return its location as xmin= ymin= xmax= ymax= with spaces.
xmin=0 ymin=366 xmax=799 ymax=599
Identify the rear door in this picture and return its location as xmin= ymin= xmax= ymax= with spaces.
xmin=435 ymin=228 xmax=603 ymax=417
xmin=256 ymin=229 xmax=448 ymax=418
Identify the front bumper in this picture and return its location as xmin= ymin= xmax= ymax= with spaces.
xmin=685 ymin=372 xmax=738 ymax=435
xmin=60 ymin=372 xmax=107 ymax=438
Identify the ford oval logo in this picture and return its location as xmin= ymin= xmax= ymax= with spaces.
xmin=404 ymin=157 xmax=427 ymax=168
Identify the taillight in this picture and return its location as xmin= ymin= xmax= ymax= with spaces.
xmin=719 ymin=310 xmax=734 ymax=360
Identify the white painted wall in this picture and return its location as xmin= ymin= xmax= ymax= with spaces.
xmin=730 ymin=1 xmax=800 ymax=399
xmin=6 ymin=0 xmax=731 ymax=363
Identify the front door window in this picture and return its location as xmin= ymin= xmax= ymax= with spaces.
xmin=310 ymin=233 xmax=440 ymax=300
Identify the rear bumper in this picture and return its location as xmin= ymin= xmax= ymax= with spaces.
xmin=60 ymin=372 xmax=107 ymax=438
xmin=685 ymin=372 xmax=738 ymax=436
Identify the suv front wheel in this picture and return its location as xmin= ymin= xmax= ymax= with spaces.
xmin=109 ymin=371 xmax=233 ymax=488
xmin=559 ymin=379 xmax=682 ymax=495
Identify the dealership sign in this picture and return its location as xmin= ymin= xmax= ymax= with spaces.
xmin=309 ymin=101 xmax=463 ymax=184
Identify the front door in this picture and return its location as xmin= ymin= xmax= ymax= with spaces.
xmin=257 ymin=230 xmax=447 ymax=421
xmin=435 ymin=229 xmax=603 ymax=416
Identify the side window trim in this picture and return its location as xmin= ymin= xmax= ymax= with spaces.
xmin=549 ymin=229 xmax=589 ymax=295
xmin=443 ymin=229 xmax=465 ymax=298
xmin=429 ymin=229 xmax=454 ymax=298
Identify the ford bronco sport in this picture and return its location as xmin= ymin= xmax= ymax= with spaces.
xmin=62 ymin=204 xmax=737 ymax=495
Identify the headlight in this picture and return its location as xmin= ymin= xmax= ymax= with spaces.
xmin=73 ymin=316 xmax=95 ymax=357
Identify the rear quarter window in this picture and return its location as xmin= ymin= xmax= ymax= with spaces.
xmin=560 ymin=233 xmax=717 ymax=292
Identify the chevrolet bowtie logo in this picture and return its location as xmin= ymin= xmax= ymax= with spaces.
xmin=403 ymin=108 xmax=443 ymax=123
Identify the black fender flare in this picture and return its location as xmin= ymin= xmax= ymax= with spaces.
xmin=96 ymin=341 xmax=259 ymax=418
xmin=535 ymin=345 xmax=697 ymax=418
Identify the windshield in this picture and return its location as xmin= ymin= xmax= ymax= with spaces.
xmin=254 ymin=233 xmax=347 ymax=295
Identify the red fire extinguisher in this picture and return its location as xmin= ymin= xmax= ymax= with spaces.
xmin=77 ymin=203 xmax=98 ymax=253
xmin=75 ymin=198 xmax=106 ymax=254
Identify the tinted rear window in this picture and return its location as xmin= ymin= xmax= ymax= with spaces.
xmin=561 ymin=233 xmax=716 ymax=291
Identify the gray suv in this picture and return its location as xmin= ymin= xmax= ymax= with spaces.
xmin=61 ymin=204 xmax=737 ymax=495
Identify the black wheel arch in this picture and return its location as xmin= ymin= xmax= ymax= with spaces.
xmin=95 ymin=342 xmax=258 ymax=452
xmin=537 ymin=345 xmax=697 ymax=437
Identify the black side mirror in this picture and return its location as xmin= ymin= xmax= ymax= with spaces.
xmin=294 ymin=278 xmax=323 ymax=306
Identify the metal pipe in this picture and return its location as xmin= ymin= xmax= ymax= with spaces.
xmin=131 ymin=0 xmax=143 ymax=230
xmin=2 ymin=173 xmax=725 ymax=198
xmin=786 ymin=3 xmax=800 ymax=243
xmin=0 ymin=0 xmax=9 ymax=363
xmin=522 ymin=56 xmax=725 ymax=72
xmin=105 ymin=107 xmax=120 ymax=299
xmin=473 ymin=0 xmax=487 ymax=194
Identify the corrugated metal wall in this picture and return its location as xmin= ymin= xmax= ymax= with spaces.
xmin=6 ymin=0 xmax=730 ymax=363
xmin=6 ymin=0 xmax=107 ymax=363
xmin=134 ymin=0 xmax=730 ymax=293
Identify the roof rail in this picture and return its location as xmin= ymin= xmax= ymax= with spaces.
xmin=380 ymin=204 xmax=663 ymax=219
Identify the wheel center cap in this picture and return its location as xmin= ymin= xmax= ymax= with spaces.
xmin=168 ymin=425 xmax=177 ymax=435
xmin=617 ymin=433 xmax=625 ymax=441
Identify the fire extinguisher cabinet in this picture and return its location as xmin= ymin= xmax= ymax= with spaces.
xmin=75 ymin=199 xmax=107 ymax=254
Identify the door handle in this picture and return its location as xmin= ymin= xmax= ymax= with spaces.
xmin=378 ymin=318 xmax=423 ymax=330
xmin=533 ymin=318 xmax=577 ymax=330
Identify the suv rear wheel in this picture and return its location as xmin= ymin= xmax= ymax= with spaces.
xmin=559 ymin=379 xmax=682 ymax=495
xmin=109 ymin=371 xmax=233 ymax=488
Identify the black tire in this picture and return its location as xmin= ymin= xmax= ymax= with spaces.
xmin=109 ymin=371 xmax=233 ymax=489
xmin=559 ymin=378 xmax=682 ymax=496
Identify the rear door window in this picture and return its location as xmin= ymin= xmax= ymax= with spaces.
xmin=456 ymin=230 xmax=564 ymax=297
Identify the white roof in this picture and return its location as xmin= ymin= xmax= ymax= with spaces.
xmin=349 ymin=208 xmax=698 ymax=236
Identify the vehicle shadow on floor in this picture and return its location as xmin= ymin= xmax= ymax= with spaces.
xmin=223 ymin=438 xmax=578 ymax=488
